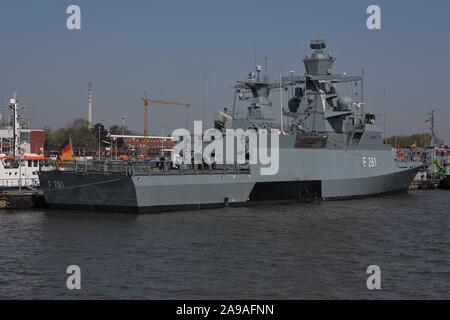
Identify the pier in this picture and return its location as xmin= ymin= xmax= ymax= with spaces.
xmin=409 ymin=179 xmax=440 ymax=190
xmin=0 ymin=190 xmax=46 ymax=209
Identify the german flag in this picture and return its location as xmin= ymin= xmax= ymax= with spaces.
xmin=56 ymin=139 xmax=74 ymax=168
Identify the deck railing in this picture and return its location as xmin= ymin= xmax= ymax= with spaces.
xmin=0 ymin=178 xmax=40 ymax=191
xmin=57 ymin=160 xmax=251 ymax=176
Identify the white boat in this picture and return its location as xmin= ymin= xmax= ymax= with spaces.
xmin=0 ymin=154 xmax=51 ymax=190
xmin=0 ymin=97 xmax=52 ymax=191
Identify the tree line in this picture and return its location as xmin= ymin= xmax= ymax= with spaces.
xmin=44 ymin=118 xmax=135 ymax=153
xmin=385 ymin=133 xmax=445 ymax=148
xmin=30 ymin=118 xmax=450 ymax=153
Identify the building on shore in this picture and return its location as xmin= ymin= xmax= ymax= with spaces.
xmin=109 ymin=134 xmax=174 ymax=159
xmin=0 ymin=128 xmax=44 ymax=155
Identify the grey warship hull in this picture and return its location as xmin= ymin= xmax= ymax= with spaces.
xmin=38 ymin=146 xmax=419 ymax=213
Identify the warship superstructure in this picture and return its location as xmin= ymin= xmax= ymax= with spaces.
xmin=38 ymin=41 xmax=421 ymax=213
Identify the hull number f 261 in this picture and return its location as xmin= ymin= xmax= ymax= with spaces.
xmin=363 ymin=157 xmax=377 ymax=168
xmin=48 ymin=180 xmax=65 ymax=189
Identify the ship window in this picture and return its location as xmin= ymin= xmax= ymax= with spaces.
xmin=28 ymin=160 xmax=32 ymax=167
xmin=352 ymin=132 xmax=363 ymax=141
xmin=34 ymin=160 xmax=38 ymax=167
xmin=295 ymin=135 xmax=328 ymax=149
xmin=2 ymin=159 xmax=20 ymax=169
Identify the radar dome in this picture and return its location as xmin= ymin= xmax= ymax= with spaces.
xmin=336 ymin=96 xmax=353 ymax=111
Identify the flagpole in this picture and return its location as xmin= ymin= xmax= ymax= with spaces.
xmin=69 ymin=135 xmax=73 ymax=156
xmin=69 ymin=136 xmax=75 ymax=172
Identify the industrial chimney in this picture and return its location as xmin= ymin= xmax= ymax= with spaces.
xmin=88 ymin=82 xmax=93 ymax=128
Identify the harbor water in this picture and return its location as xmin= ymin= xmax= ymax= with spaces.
xmin=0 ymin=190 xmax=449 ymax=299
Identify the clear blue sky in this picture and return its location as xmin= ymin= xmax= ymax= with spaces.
xmin=0 ymin=0 xmax=449 ymax=141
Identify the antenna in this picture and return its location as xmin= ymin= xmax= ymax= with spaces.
xmin=383 ymin=87 xmax=386 ymax=138
xmin=428 ymin=109 xmax=437 ymax=174
xmin=361 ymin=68 xmax=365 ymax=104
xmin=428 ymin=109 xmax=436 ymax=148
xmin=264 ymin=56 xmax=269 ymax=82
xmin=253 ymin=45 xmax=257 ymax=70
xmin=204 ymin=74 xmax=209 ymax=128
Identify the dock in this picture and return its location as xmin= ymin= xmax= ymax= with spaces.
xmin=409 ymin=179 xmax=440 ymax=190
xmin=0 ymin=190 xmax=47 ymax=209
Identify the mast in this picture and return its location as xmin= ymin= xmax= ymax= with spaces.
xmin=204 ymin=74 xmax=209 ymax=128
xmin=361 ymin=68 xmax=365 ymax=117
xmin=383 ymin=87 xmax=386 ymax=138
xmin=264 ymin=56 xmax=269 ymax=83
xmin=429 ymin=110 xmax=436 ymax=148
xmin=428 ymin=109 xmax=436 ymax=176
xmin=361 ymin=68 xmax=365 ymax=104
xmin=8 ymin=96 xmax=21 ymax=157
xmin=280 ymin=72 xmax=283 ymax=131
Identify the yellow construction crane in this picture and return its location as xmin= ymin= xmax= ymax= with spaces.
xmin=142 ymin=91 xmax=191 ymax=136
